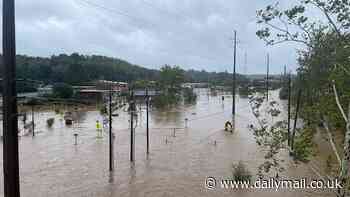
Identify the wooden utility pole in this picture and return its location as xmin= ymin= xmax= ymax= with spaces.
xmin=109 ymin=87 xmax=114 ymax=171
xmin=31 ymin=105 xmax=34 ymax=137
xmin=2 ymin=0 xmax=21 ymax=196
xmin=287 ymin=72 xmax=291 ymax=146
xmin=291 ymin=89 xmax=302 ymax=151
xmin=266 ymin=53 xmax=270 ymax=101
xmin=232 ymin=30 xmax=237 ymax=116
xmin=130 ymin=91 xmax=135 ymax=162
xmin=146 ymin=89 xmax=150 ymax=155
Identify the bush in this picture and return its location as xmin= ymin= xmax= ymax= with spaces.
xmin=293 ymin=127 xmax=315 ymax=161
xmin=46 ymin=118 xmax=55 ymax=127
xmin=232 ymin=161 xmax=252 ymax=182
xmin=183 ymin=88 xmax=197 ymax=104
xmin=98 ymin=104 xmax=107 ymax=115
xmin=279 ymin=86 xmax=288 ymax=100
xmin=53 ymin=83 xmax=73 ymax=99
xmin=153 ymin=93 xmax=181 ymax=108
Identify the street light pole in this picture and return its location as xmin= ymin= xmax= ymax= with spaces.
xmin=109 ymin=86 xmax=114 ymax=171
xmin=146 ymin=89 xmax=150 ymax=155
xmin=2 ymin=0 xmax=21 ymax=196
xmin=232 ymin=30 xmax=237 ymax=116
xmin=130 ymin=90 xmax=135 ymax=162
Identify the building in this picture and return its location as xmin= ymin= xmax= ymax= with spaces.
xmin=77 ymin=89 xmax=109 ymax=102
xmin=37 ymin=85 xmax=53 ymax=96
xmin=95 ymin=80 xmax=128 ymax=93
xmin=76 ymin=80 xmax=128 ymax=102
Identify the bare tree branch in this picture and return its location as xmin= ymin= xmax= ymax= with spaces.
xmin=332 ymin=81 xmax=348 ymax=123
xmin=308 ymin=0 xmax=342 ymax=37
xmin=319 ymin=120 xmax=342 ymax=167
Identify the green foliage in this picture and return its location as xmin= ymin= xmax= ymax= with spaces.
xmin=159 ymin=65 xmax=185 ymax=91
xmin=183 ymin=88 xmax=197 ymax=104
xmin=184 ymin=69 xmax=249 ymax=87
xmin=279 ymin=86 xmax=288 ymax=100
xmin=153 ymin=92 xmax=181 ymax=108
xmin=52 ymin=83 xmax=73 ymax=99
xmin=131 ymin=80 xmax=156 ymax=89
xmin=0 ymin=53 xmax=160 ymax=85
xmin=0 ymin=54 xmax=248 ymax=91
xmin=257 ymin=0 xmax=350 ymax=129
xmin=293 ymin=127 xmax=315 ymax=161
xmin=98 ymin=104 xmax=107 ymax=115
xmin=256 ymin=0 xmax=350 ymax=46
xmin=232 ymin=161 xmax=252 ymax=182
xmin=26 ymin=98 xmax=41 ymax=106
xmin=153 ymin=65 xmax=185 ymax=108
xmin=238 ymin=86 xmax=250 ymax=98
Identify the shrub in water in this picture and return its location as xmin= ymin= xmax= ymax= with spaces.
xmin=232 ymin=161 xmax=252 ymax=182
xmin=47 ymin=118 xmax=55 ymax=127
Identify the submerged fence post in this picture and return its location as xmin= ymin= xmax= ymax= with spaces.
xmin=74 ymin=133 xmax=78 ymax=145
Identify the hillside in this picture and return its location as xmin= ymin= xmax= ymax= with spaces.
xmin=0 ymin=53 xmax=247 ymax=87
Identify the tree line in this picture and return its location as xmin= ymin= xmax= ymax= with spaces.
xmin=257 ymin=0 xmax=350 ymax=196
xmin=0 ymin=53 xmax=247 ymax=91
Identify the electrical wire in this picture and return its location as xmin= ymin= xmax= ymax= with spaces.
xmin=74 ymin=0 xmax=233 ymax=66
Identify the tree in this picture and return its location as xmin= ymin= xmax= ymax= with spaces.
xmin=256 ymin=1 xmax=350 ymax=196
xmin=256 ymin=0 xmax=350 ymax=47
xmin=159 ymin=65 xmax=185 ymax=92
xmin=52 ymin=83 xmax=73 ymax=99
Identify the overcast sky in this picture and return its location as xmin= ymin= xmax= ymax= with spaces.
xmin=0 ymin=0 xmax=309 ymax=74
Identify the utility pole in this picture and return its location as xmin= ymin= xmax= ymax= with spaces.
xmin=109 ymin=86 xmax=114 ymax=171
xmin=130 ymin=90 xmax=135 ymax=162
xmin=291 ymin=88 xmax=302 ymax=151
xmin=232 ymin=30 xmax=237 ymax=116
xmin=266 ymin=53 xmax=270 ymax=101
xmin=146 ymin=89 xmax=150 ymax=155
xmin=3 ymin=0 xmax=21 ymax=196
xmin=31 ymin=105 xmax=34 ymax=137
xmin=287 ymin=72 xmax=291 ymax=146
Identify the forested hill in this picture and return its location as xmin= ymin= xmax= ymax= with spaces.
xmin=1 ymin=53 xmax=159 ymax=84
xmin=0 ymin=53 xmax=247 ymax=85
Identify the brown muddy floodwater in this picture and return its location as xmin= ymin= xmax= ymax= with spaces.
xmin=0 ymin=89 xmax=332 ymax=197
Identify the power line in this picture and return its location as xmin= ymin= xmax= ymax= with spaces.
xmin=139 ymin=0 xmax=191 ymax=22
xmin=76 ymin=0 xmax=157 ymax=27
xmin=75 ymin=0 xmax=235 ymax=68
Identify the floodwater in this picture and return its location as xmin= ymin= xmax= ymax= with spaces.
xmin=0 ymin=89 xmax=333 ymax=197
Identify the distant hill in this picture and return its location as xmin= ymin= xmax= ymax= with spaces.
xmin=0 ymin=53 xmax=248 ymax=87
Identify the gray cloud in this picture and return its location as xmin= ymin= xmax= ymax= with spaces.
xmin=1 ymin=0 xmax=304 ymax=74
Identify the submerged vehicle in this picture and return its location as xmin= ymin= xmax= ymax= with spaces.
xmin=64 ymin=112 xmax=73 ymax=125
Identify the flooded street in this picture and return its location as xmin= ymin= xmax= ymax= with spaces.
xmin=0 ymin=89 xmax=331 ymax=197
